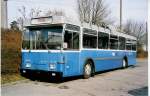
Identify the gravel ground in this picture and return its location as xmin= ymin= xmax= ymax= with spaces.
xmin=2 ymin=59 xmax=148 ymax=96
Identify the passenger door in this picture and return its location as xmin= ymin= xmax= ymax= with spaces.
xmin=63 ymin=30 xmax=80 ymax=76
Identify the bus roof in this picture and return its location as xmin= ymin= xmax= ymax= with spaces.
xmin=25 ymin=16 xmax=137 ymax=40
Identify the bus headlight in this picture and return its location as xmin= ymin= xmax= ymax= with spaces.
xmin=49 ymin=64 xmax=56 ymax=70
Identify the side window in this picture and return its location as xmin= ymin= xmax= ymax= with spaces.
xmin=30 ymin=31 xmax=37 ymax=49
xmin=83 ymin=28 xmax=97 ymax=48
xmin=64 ymin=31 xmax=79 ymax=50
xmin=22 ymin=29 xmax=30 ymax=49
xmin=132 ymin=44 xmax=136 ymax=51
xmin=131 ymin=40 xmax=137 ymax=51
xmin=119 ymin=36 xmax=126 ymax=50
xmin=126 ymin=39 xmax=132 ymax=50
xmin=65 ymin=24 xmax=80 ymax=32
xmin=64 ymin=31 xmax=72 ymax=49
xmin=83 ymin=34 xmax=97 ymax=48
xmin=126 ymin=44 xmax=132 ymax=50
xmin=109 ymin=35 xmax=119 ymax=49
xmin=98 ymin=32 xmax=109 ymax=49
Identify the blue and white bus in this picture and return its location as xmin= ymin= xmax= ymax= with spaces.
xmin=20 ymin=16 xmax=137 ymax=79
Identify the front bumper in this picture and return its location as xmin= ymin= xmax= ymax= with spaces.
xmin=20 ymin=69 xmax=63 ymax=78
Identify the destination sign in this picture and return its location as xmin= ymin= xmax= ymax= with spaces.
xmin=31 ymin=17 xmax=53 ymax=25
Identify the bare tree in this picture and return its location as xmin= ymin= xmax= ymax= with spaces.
xmin=17 ymin=6 xmax=42 ymax=30
xmin=123 ymin=20 xmax=147 ymax=46
xmin=77 ymin=0 xmax=114 ymax=26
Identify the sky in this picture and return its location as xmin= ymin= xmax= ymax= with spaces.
xmin=7 ymin=0 xmax=148 ymax=26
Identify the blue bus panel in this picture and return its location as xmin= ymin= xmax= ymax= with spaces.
xmin=21 ymin=50 xmax=136 ymax=77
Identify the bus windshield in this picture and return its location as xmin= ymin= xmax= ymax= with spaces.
xmin=22 ymin=26 xmax=63 ymax=50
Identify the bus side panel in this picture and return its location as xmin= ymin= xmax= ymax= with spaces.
xmin=63 ymin=52 xmax=80 ymax=77
xmin=95 ymin=51 xmax=119 ymax=71
xmin=80 ymin=50 xmax=123 ymax=73
xmin=126 ymin=51 xmax=136 ymax=65
xmin=96 ymin=50 xmax=124 ymax=71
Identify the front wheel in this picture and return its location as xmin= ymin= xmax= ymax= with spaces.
xmin=83 ymin=61 xmax=92 ymax=79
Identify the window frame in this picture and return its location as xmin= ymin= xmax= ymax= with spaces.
xmin=118 ymin=36 xmax=126 ymax=50
xmin=22 ymin=25 xmax=64 ymax=50
xmin=131 ymin=40 xmax=137 ymax=51
xmin=98 ymin=31 xmax=109 ymax=49
xmin=63 ymin=29 xmax=80 ymax=50
xmin=125 ymin=39 xmax=132 ymax=50
xmin=82 ymin=28 xmax=98 ymax=49
xmin=109 ymin=34 xmax=119 ymax=50
xmin=65 ymin=24 xmax=80 ymax=32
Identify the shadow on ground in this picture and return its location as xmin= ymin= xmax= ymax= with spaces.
xmin=128 ymin=86 xmax=148 ymax=96
xmin=23 ymin=73 xmax=82 ymax=84
xmin=23 ymin=65 xmax=136 ymax=84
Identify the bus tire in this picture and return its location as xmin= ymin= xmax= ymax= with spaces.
xmin=83 ymin=61 xmax=92 ymax=79
xmin=122 ymin=59 xmax=127 ymax=68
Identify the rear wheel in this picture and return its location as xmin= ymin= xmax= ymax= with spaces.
xmin=83 ymin=61 xmax=92 ymax=79
xmin=122 ymin=59 xmax=127 ymax=68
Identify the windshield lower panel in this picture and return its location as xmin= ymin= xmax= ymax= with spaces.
xmin=22 ymin=26 xmax=63 ymax=50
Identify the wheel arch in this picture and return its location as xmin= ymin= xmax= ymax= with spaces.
xmin=83 ymin=58 xmax=95 ymax=74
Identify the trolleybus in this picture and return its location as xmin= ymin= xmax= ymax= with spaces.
xmin=20 ymin=16 xmax=137 ymax=79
